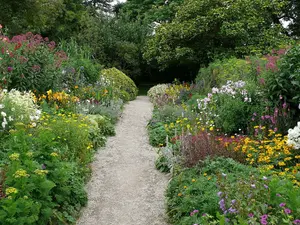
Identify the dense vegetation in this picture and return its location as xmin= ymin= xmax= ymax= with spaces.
xmin=1 ymin=0 xmax=300 ymax=83
xmin=1 ymin=0 xmax=300 ymax=224
xmin=147 ymin=48 xmax=300 ymax=224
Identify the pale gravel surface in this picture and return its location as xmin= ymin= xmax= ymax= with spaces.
xmin=77 ymin=96 xmax=170 ymax=225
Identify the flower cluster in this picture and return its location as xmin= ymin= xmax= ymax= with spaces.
xmin=287 ymin=122 xmax=300 ymax=149
xmin=0 ymin=89 xmax=41 ymax=130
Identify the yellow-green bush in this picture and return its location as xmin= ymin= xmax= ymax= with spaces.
xmin=100 ymin=68 xmax=138 ymax=101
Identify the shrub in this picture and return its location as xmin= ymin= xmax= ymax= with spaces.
xmin=180 ymin=132 xmax=245 ymax=167
xmin=166 ymin=157 xmax=258 ymax=225
xmin=59 ymin=39 xmax=102 ymax=85
xmin=147 ymin=84 xmax=169 ymax=105
xmin=196 ymin=57 xmax=254 ymax=93
xmin=0 ymin=32 xmax=67 ymax=93
xmin=76 ymin=99 xmax=124 ymax=124
xmin=216 ymin=174 xmax=300 ymax=224
xmin=266 ymin=45 xmax=300 ymax=124
xmin=100 ymin=68 xmax=138 ymax=101
xmin=0 ymin=127 xmax=88 ymax=224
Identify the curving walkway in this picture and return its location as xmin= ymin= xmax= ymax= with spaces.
xmin=77 ymin=96 xmax=169 ymax=225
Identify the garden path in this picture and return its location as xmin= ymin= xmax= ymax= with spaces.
xmin=77 ymin=96 xmax=169 ymax=225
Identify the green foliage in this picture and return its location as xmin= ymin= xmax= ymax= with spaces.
xmin=59 ymin=40 xmax=102 ymax=85
xmin=216 ymin=173 xmax=300 ymax=224
xmin=120 ymin=0 xmax=183 ymax=24
xmin=166 ymin=157 xmax=258 ymax=225
xmin=196 ymin=57 xmax=254 ymax=92
xmin=78 ymin=14 xmax=148 ymax=79
xmin=101 ymin=68 xmax=138 ymax=101
xmin=0 ymin=33 xmax=67 ymax=93
xmin=143 ymin=0 xmax=291 ymax=70
xmin=0 ymin=127 xmax=88 ymax=224
xmin=266 ymin=45 xmax=300 ymax=119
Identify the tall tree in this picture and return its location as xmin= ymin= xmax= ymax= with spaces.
xmin=83 ymin=0 xmax=113 ymax=12
xmin=143 ymin=0 xmax=291 ymax=71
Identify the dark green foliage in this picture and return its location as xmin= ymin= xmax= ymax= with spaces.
xmin=166 ymin=157 xmax=258 ymax=225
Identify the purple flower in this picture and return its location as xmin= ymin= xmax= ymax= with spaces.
xmin=231 ymin=199 xmax=236 ymax=204
xmin=7 ymin=66 xmax=13 ymax=72
xmin=202 ymin=213 xmax=207 ymax=217
xmin=293 ymin=219 xmax=300 ymax=225
xmin=260 ymin=214 xmax=268 ymax=225
xmin=41 ymin=164 xmax=46 ymax=170
xmin=251 ymin=184 xmax=256 ymax=188
xmin=279 ymin=202 xmax=286 ymax=207
xmin=219 ymin=198 xmax=226 ymax=212
xmin=276 ymin=193 xmax=281 ymax=197
xmin=217 ymin=191 xmax=222 ymax=197
xmin=248 ymin=213 xmax=254 ymax=218
xmin=284 ymin=208 xmax=292 ymax=214
xmin=264 ymin=184 xmax=268 ymax=189
xmin=228 ymin=207 xmax=238 ymax=214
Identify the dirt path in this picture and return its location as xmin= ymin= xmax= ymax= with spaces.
xmin=77 ymin=96 xmax=169 ymax=225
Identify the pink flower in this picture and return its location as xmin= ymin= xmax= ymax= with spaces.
xmin=0 ymin=24 xmax=2 ymax=29
xmin=284 ymin=208 xmax=292 ymax=214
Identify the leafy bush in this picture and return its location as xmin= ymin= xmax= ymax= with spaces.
xmin=0 ymin=126 xmax=88 ymax=224
xmin=147 ymin=84 xmax=169 ymax=105
xmin=76 ymin=99 xmax=124 ymax=124
xmin=100 ymin=68 xmax=138 ymax=101
xmin=196 ymin=57 xmax=254 ymax=93
xmin=216 ymin=174 xmax=300 ymax=224
xmin=266 ymin=45 xmax=300 ymax=123
xmin=59 ymin=39 xmax=102 ymax=85
xmin=166 ymin=157 xmax=258 ymax=225
xmin=0 ymin=32 xmax=67 ymax=93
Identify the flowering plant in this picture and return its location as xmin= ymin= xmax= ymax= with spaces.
xmin=0 ymin=89 xmax=41 ymax=132
xmin=287 ymin=122 xmax=300 ymax=149
xmin=0 ymin=31 xmax=68 ymax=93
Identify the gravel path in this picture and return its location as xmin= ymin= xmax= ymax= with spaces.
xmin=77 ymin=96 xmax=170 ymax=225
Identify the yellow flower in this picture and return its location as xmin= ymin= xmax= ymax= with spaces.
xmin=26 ymin=151 xmax=33 ymax=157
xmin=247 ymin=154 xmax=252 ymax=158
xmin=47 ymin=89 xmax=52 ymax=96
xmin=284 ymin=157 xmax=292 ymax=161
xmin=207 ymin=176 xmax=212 ymax=180
xmin=13 ymin=169 xmax=29 ymax=178
xmin=209 ymin=127 xmax=214 ymax=131
xmin=192 ymin=179 xmax=196 ymax=182
xmin=203 ymin=173 xmax=207 ymax=176
xmin=6 ymin=187 xmax=18 ymax=195
xmin=178 ymin=193 xmax=182 ymax=197
xmin=9 ymin=153 xmax=20 ymax=161
xmin=278 ymin=161 xmax=286 ymax=166
xmin=295 ymin=155 xmax=300 ymax=159
xmin=184 ymin=186 xmax=187 ymax=189
xmin=50 ymin=152 xmax=58 ymax=157
xmin=34 ymin=169 xmax=48 ymax=176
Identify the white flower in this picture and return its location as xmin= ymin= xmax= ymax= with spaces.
xmin=31 ymin=122 xmax=36 ymax=127
xmin=0 ymin=104 xmax=4 ymax=109
xmin=1 ymin=121 xmax=6 ymax=129
xmin=8 ymin=116 xmax=13 ymax=121
xmin=11 ymin=108 xmax=15 ymax=112
xmin=1 ymin=111 xmax=6 ymax=117
xmin=36 ymin=110 xmax=41 ymax=115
